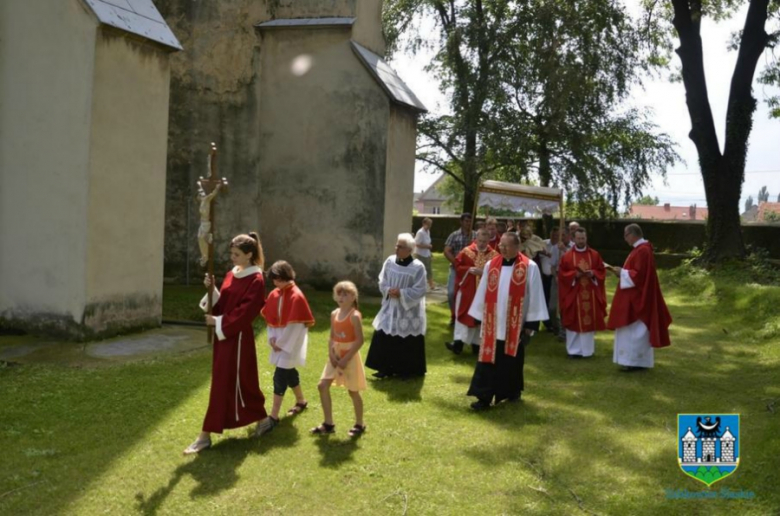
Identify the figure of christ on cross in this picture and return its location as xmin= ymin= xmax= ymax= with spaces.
xmin=197 ymin=143 xmax=229 ymax=342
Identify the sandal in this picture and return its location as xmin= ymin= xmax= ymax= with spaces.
xmin=348 ymin=424 xmax=367 ymax=437
xmin=310 ymin=422 xmax=336 ymax=435
xmin=286 ymin=401 xmax=308 ymax=416
xmin=183 ymin=437 xmax=211 ymax=455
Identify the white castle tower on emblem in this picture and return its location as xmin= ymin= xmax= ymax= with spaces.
xmin=679 ymin=420 xmax=738 ymax=466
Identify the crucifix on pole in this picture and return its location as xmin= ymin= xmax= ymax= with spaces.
xmin=197 ymin=142 xmax=229 ymax=343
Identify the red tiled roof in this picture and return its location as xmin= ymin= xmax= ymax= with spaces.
xmin=629 ymin=204 xmax=708 ymax=221
xmin=756 ymin=202 xmax=780 ymax=222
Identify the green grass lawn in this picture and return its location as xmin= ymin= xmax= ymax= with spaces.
xmin=1 ymin=255 xmax=779 ymax=514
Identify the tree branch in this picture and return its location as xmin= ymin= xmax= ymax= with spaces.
xmin=416 ymin=156 xmax=467 ymax=187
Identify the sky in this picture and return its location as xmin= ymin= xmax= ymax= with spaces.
xmin=390 ymin=3 xmax=780 ymax=210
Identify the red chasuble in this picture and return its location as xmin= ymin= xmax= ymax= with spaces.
xmin=261 ymin=282 xmax=315 ymax=329
xmin=454 ymin=243 xmax=499 ymax=327
xmin=480 ymin=253 xmax=529 ymax=364
xmin=607 ymin=241 xmax=672 ymax=348
xmin=203 ymin=269 xmax=268 ymax=433
xmin=558 ymin=247 xmax=608 ymax=333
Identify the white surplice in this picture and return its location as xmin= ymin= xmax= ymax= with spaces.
xmin=372 ymin=256 xmax=427 ymax=338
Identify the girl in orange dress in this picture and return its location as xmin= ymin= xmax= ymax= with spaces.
xmin=311 ymin=281 xmax=367 ymax=437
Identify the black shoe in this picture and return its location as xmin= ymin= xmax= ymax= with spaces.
xmin=470 ymin=400 xmax=491 ymax=411
xmin=448 ymin=319 xmax=455 ymax=327
xmin=619 ymin=366 xmax=644 ymax=372
xmin=445 ymin=340 xmax=464 ymax=355
xmin=567 ymin=354 xmax=583 ymax=359
xmin=506 ymin=395 xmax=521 ymax=403
xmin=372 ymin=371 xmax=388 ymax=379
xmin=471 ymin=344 xmax=480 ymax=355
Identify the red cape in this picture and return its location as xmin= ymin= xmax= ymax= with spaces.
xmin=454 ymin=243 xmax=498 ymax=327
xmin=607 ymin=241 xmax=671 ymax=348
xmin=261 ymin=283 xmax=315 ymax=328
xmin=558 ymin=247 xmax=607 ymax=332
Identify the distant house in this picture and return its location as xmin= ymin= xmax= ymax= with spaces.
xmin=628 ymin=203 xmax=708 ymax=221
xmin=756 ymin=202 xmax=780 ymax=222
xmin=414 ymin=174 xmax=454 ymax=215
xmin=742 ymin=205 xmax=760 ymax=222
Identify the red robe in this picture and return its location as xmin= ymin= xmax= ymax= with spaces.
xmin=455 ymin=243 xmax=499 ymax=327
xmin=607 ymin=241 xmax=672 ymax=348
xmin=488 ymin=234 xmax=501 ymax=250
xmin=558 ymin=247 xmax=607 ymax=333
xmin=260 ymin=283 xmax=315 ymax=329
xmin=204 ymin=269 xmax=268 ymax=433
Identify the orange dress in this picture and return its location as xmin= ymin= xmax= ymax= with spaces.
xmin=320 ymin=309 xmax=367 ymax=391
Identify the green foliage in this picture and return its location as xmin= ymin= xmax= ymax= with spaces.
xmin=765 ymin=210 xmax=780 ymax=222
xmin=385 ymin=0 xmax=679 ymax=213
xmin=636 ymin=195 xmax=660 ymax=206
xmin=745 ymin=195 xmax=755 ymax=212
xmin=565 ymin=196 xmax=620 ymax=219
xmin=758 ymin=185 xmax=770 ymax=203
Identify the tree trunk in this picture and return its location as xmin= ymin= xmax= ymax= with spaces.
xmin=462 ymin=131 xmax=479 ymax=215
xmin=671 ymin=0 xmax=769 ymax=262
xmin=538 ymin=135 xmax=554 ymax=236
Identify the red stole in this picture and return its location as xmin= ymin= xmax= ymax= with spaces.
xmin=261 ymin=282 xmax=315 ymax=328
xmin=480 ymin=253 xmax=529 ymax=364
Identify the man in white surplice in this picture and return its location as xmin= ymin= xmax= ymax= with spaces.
xmin=365 ymin=233 xmax=428 ymax=378
xmin=466 ymin=232 xmax=549 ymax=410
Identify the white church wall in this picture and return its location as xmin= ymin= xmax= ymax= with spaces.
xmin=0 ymin=0 xmax=97 ymax=332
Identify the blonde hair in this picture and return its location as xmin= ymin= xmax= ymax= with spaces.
xmin=333 ymin=280 xmax=359 ymax=308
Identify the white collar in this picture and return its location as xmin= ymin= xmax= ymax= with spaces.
xmin=574 ymin=245 xmax=588 ymax=253
xmin=633 ymin=238 xmax=647 ymax=248
xmin=233 ymin=265 xmax=261 ymax=278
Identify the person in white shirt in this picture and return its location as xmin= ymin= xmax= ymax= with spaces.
xmin=414 ymin=218 xmax=435 ymax=291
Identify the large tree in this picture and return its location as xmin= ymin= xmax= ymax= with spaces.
xmin=385 ymin=0 xmax=678 ymax=214
xmin=487 ymin=0 xmax=678 ymax=210
xmin=643 ymin=0 xmax=779 ymax=261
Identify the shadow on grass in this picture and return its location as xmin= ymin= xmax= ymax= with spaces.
xmin=312 ymin=433 xmax=360 ymax=468
xmin=135 ymin=425 xmax=300 ymax=515
xmin=369 ymin=375 xmax=425 ymax=402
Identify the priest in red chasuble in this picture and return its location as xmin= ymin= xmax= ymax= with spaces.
xmin=557 ymin=228 xmax=607 ymax=358
xmin=466 ymin=232 xmax=549 ymax=410
xmin=445 ymin=229 xmax=499 ymax=355
xmin=607 ymin=223 xmax=671 ymax=372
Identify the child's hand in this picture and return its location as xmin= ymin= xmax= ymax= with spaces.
xmin=337 ymin=356 xmax=350 ymax=370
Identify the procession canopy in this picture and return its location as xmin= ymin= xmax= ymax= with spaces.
xmin=476 ymin=180 xmax=563 ymax=215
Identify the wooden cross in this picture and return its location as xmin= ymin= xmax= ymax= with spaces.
xmin=197 ymin=142 xmax=229 ymax=343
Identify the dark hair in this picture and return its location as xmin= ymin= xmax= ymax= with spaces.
xmin=460 ymin=213 xmax=472 ymax=220
xmin=267 ymin=260 xmax=296 ymax=282
xmin=574 ymin=228 xmax=587 ymax=236
xmin=231 ymin=232 xmax=265 ymax=268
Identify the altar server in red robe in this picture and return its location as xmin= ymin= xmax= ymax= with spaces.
xmin=184 ymin=233 xmax=272 ymax=455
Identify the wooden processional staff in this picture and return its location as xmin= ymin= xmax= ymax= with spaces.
xmin=197 ymin=143 xmax=229 ymax=343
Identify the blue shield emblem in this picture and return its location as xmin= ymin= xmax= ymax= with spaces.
xmin=678 ymin=414 xmax=740 ymax=486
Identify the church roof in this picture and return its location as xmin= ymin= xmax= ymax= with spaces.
xmin=721 ymin=427 xmax=735 ymax=441
xmin=682 ymin=428 xmax=697 ymax=441
xmin=350 ymin=42 xmax=428 ymax=114
xmin=256 ymin=17 xmax=356 ymax=29
xmin=82 ymin=0 xmax=182 ymax=50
